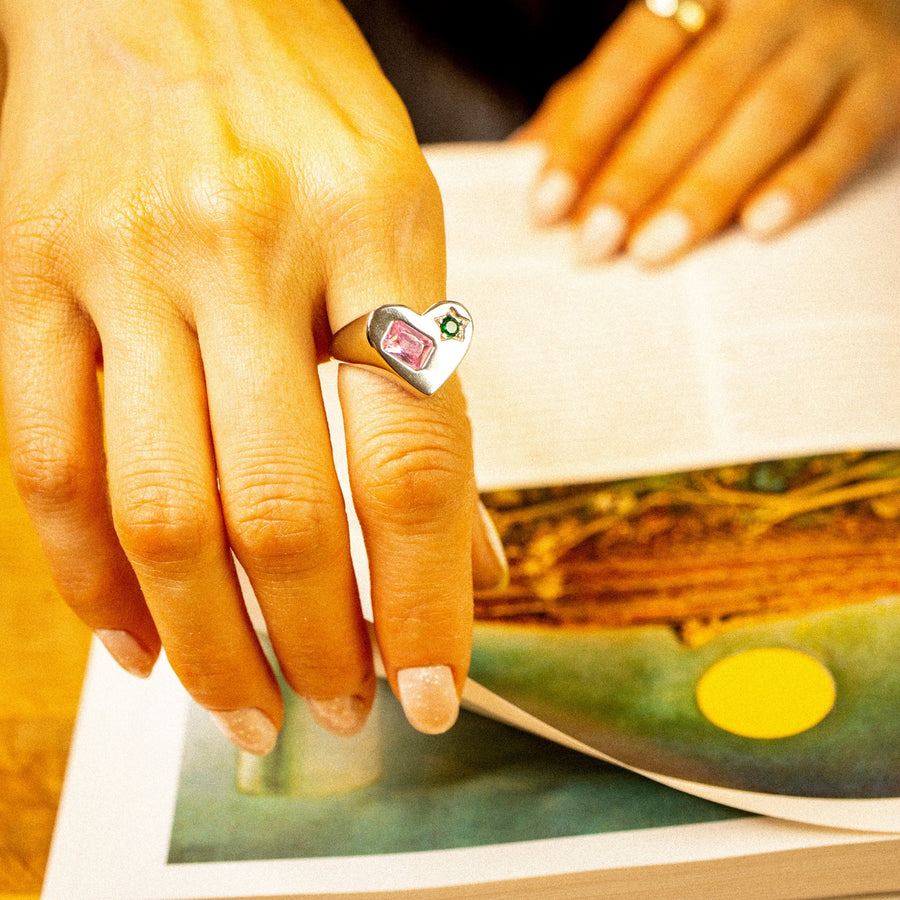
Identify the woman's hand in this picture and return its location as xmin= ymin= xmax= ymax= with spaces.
xmin=522 ymin=0 xmax=900 ymax=265
xmin=0 ymin=0 xmax=506 ymax=751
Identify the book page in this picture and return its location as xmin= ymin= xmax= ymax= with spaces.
xmin=313 ymin=143 xmax=900 ymax=830
xmin=426 ymin=142 xmax=900 ymax=490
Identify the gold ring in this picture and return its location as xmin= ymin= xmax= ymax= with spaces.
xmin=644 ymin=0 xmax=710 ymax=34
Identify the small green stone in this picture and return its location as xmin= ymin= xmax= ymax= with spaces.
xmin=440 ymin=316 xmax=460 ymax=337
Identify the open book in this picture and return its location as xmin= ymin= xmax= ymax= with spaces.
xmin=43 ymin=143 xmax=900 ymax=899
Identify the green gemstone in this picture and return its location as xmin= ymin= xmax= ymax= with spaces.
xmin=440 ymin=315 xmax=460 ymax=337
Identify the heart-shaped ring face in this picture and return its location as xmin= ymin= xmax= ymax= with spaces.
xmin=366 ymin=302 xmax=473 ymax=395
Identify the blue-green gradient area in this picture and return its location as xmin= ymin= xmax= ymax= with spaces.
xmin=469 ymin=598 xmax=900 ymax=798
xmin=169 ymin=682 xmax=745 ymax=864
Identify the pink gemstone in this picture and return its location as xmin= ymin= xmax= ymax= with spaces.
xmin=380 ymin=319 xmax=435 ymax=371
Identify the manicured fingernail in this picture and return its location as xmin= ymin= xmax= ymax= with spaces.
xmin=474 ymin=499 xmax=509 ymax=591
xmin=397 ymin=666 xmax=459 ymax=735
xmin=532 ymin=169 xmax=578 ymax=226
xmin=210 ymin=708 xmax=278 ymax=756
xmin=742 ymin=190 xmax=795 ymax=237
xmin=94 ymin=628 xmax=155 ymax=679
xmin=578 ymin=204 xmax=628 ymax=262
xmin=305 ymin=695 xmax=370 ymax=737
xmin=630 ymin=210 xmax=693 ymax=265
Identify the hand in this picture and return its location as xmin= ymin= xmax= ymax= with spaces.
xmin=0 ymin=0 xmax=507 ymax=750
xmin=521 ymin=0 xmax=900 ymax=265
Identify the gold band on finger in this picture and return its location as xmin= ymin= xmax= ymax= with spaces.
xmin=330 ymin=302 xmax=473 ymax=396
xmin=644 ymin=0 xmax=710 ymax=35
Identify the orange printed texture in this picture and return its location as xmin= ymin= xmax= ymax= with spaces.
xmin=475 ymin=451 xmax=900 ymax=644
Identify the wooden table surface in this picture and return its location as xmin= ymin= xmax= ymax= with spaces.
xmin=0 ymin=406 xmax=92 ymax=899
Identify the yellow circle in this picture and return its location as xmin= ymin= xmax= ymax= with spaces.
xmin=696 ymin=648 xmax=836 ymax=739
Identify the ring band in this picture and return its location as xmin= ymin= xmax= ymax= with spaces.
xmin=330 ymin=302 xmax=473 ymax=396
xmin=644 ymin=0 xmax=709 ymax=34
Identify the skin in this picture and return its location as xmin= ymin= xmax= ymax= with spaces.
xmin=0 ymin=0 xmax=504 ymax=748
xmin=523 ymin=0 xmax=900 ymax=265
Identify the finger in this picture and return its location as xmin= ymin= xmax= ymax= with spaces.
xmin=328 ymin=155 xmax=475 ymax=735
xmin=97 ymin=291 xmax=282 ymax=755
xmin=576 ymin=0 xmax=792 ymax=260
xmin=741 ymin=64 xmax=900 ymax=239
xmin=340 ymin=368 xmax=475 ymax=735
xmin=527 ymin=1 xmax=694 ymax=226
xmin=196 ymin=281 xmax=377 ymax=739
xmin=629 ymin=13 xmax=859 ymax=264
xmin=0 ymin=282 xmax=160 ymax=677
xmin=473 ymin=498 xmax=509 ymax=592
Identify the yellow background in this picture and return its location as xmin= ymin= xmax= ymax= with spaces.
xmin=0 ymin=404 xmax=91 ymax=899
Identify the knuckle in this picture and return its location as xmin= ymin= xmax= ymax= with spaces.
xmin=164 ymin=642 xmax=246 ymax=708
xmin=225 ymin=471 xmax=342 ymax=573
xmin=354 ymin=430 xmax=473 ymax=527
xmin=181 ymin=152 xmax=290 ymax=245
xmin=0 ymin=200 xmax=73 ymax=294
xmin=94 ymin=182 xmax=171 ymax=244
xmin=276 ymin=646 xmax=359 ymax=699
xmin=753 ymin=75 xmax=816 ymax=132
xmin=8 ymin=428 xmax=86 ymax=510
xmin=333 ymin=140 xmax=441 ymax=226
xmin=324 ymin=140 xmax=445 ymax=272
xmin=113 ymin=474 xmax=213 ymax=565
xmin=670 ymin=54 xmax=725 ymax=111
xmin=85 ymin=182 xmax=181 ymax=274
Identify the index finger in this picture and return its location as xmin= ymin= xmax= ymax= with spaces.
xmin=527 ymin=0 xmax=701 ymax=225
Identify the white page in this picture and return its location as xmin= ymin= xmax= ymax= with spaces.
xmin=430 ymin=142 xmax=900 ymax=490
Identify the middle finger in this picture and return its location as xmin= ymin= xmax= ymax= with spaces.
xmin=577 ymin=0 xmax=799 ymax=259
xmin=195 ymin=278 xmax=376 ymax=738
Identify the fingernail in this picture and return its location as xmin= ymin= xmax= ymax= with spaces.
xmin=531 ymin=169 xmax=578 ymax=226
xmin=742 ymin=190 xmax=795 ymax=237
xmin=630 ymin=210 xmax=693 ymax=265
xmin=94 ymin=628 xmax=155 ymax=679
xmin=474 ymin=499 xmax=509 ymax=591
xmin=210 ymin=708 xmax=279 ymax=756
xmin=397 ymin=666 xmax=459 ymax=735
xmin=578 ymin=204 xmax=628 ymax=262
xmin=305 ymin=695 xmax=370 ymax=737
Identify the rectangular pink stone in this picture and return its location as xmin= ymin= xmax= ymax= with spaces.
xmin=380 ymin=319 xmax=435 ymax=371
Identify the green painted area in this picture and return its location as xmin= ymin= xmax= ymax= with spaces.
xmin=471 ymin=597 xmax=900 ymax=797
xmin=169 ymin=682 xmax=744 ymax=864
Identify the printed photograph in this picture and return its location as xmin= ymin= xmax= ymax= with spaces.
xmin=169 ymin=680 xmax=743 ymax=864
xmin=169 ymin=452 xmax=900 ymax=865
xmin=472 ymin=451 xmax=900 ymax=797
